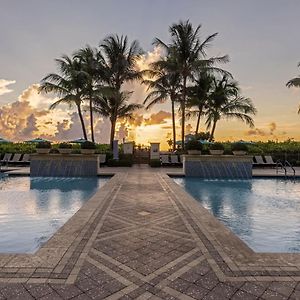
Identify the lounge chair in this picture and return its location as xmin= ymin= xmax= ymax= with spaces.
xmin=170 ymin=154 xmax=180 ymax=165
xmin=264 ymin=155 xmax=276 ymax=167
xmin=160 ymin=154 xmax=170 ymax=165
xmin=8 ymin=153 xmax=22 ymax=165
xmin=19 ymin=154 xmax=30 ymax=164
xmin=254 ymin=155 xmax=266 ymax=166
xmin=1 ymin=153 xmax=12 ymax=164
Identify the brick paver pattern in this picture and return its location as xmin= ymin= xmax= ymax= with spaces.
xmin=0 ymin=168 xmax=300 ymax=299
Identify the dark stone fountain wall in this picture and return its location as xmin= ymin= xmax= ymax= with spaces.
xmin=30 ymin=154 xmax=99 ymax=177
xmin=183 ymin=155 xmax=252 ymax=179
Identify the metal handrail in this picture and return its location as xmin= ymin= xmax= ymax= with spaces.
xmin=276 ymin=160 xmax=287 ymax=176
xmin=284 ymin=160 xmax=296 ymax=177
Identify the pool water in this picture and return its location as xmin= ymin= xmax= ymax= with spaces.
xmin=0 ymin=176 xmax=110 ymax=253
xmin=173 ymin=177 xmax=300 ymax=253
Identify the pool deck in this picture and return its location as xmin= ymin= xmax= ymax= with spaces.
xmin=0 ymin=166 xmax=300 ymax=299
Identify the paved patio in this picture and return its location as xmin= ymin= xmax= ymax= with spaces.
xmin=0 ymin=167 xmax=300 ymax=299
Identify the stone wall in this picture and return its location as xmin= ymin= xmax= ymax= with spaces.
xmin=183 ymin=155 xmax=252 ymax=179
xmin=30 ymin=154 xmax=99 ymax=177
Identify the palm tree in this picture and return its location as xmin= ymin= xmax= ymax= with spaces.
xmin=97 ymin=34 xmax=143 ymax=148
xmin=154 ymin=20 xmax=229 ymax=149
xmin=205 ymin=76 xmax=257 ymax=141
xmin=39 ymin=55 xmax=88 ymax=140
xmin=143 ymin=65 xmax=181 ymax=151
xmin=286 ymin=62 xmax=300 ymax=113
xmin=74 ymin=46 xmax=103 ymax=142
xmin=94 ymin=89 xmax=142 ymax=147
xmin=186 ymin=72 xmax=213 ymax=134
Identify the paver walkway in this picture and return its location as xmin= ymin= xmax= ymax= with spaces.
xmin=0 ymin=168 xmax=300 ymax=299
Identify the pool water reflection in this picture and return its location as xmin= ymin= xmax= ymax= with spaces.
xmin=173 ymin=177 xmax=300 ymax=253
xmin=0 ymin=176 xmax=110 ymax=253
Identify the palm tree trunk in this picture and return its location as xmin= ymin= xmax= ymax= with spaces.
xmin=110 ymin=118 xmax=116 ymax=150
xmin=171 ymin=98 xmax=176 ymax=151
xmin=181 ymin=76 xmax=187 ymax=150
xmin=89 ymin=95 xmax=95 ymax=143
xmin=209 ymin=119 xmax=217 ymax=141
xmin=195 ymin=106 xmax=203 ymax=135
xmin=76 ymin=103 xmax=88 ymax=140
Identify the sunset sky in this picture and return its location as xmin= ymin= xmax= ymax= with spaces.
xmin=1 ymin=0 xmax=300 ymax=149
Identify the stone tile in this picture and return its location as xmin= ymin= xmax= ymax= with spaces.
xmin=24 ymin=283 xmax=54 ymax=298
xmin=50 ymin=284 xmax=83 ymax=299
xmin=195 ymin=272 xmax=219 ymax=290
xmin=261 ymin=288 xmax=289 ymax=300
xmin=240 ymin=282 xmax=266 ymax=297
xmin=231 ymin=289 xmax=258 ymax=300
xmin=268 ymin=281 xmax=295 ymax=297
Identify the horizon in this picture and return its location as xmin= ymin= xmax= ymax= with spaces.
xmin=1 ymin=0 xmax=300 ymax=149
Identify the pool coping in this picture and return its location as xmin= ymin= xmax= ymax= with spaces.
xmin=0 ymin=173 xmax=121 ymax=284
xmin=162 ymin=173 xmax=300 ymax=282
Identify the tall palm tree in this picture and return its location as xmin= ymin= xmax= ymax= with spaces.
xmin=94 ymin=89 xmax=142 ymax=147
xmin=74 ymin=46 xmax=103 ymax=142
xmin=186 ymin=72 xmax=213 ymax=134
xmin=143 ymin=65 xmax=181 ymax=151
xmin=39 ymin=55 xmax=88 ymax=140
xmin=154 ymin=20 xmax=229 ymax=149
xmin=205 ymin=76 xmax=257 ymax=141
xmin=97 ymin=34 xmax=143 ymax=148
xmin=286 ymin=62 xmax=300 ymax=113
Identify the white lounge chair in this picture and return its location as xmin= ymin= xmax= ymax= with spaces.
xmin=10 ymin=153 xmax=22 ymax=164
xmin=20 ymin=154 xmax=30 ymax=164
xmin=1 ymin=153 xmax=12 ymax=163
xmin=170 ymin=155 xmax=179 ymax=165
xmin=264 ymin=155 xmax=276 ymax=167
xmin=254 ymin=156 xmax=266 ymax=166
xmin=160 ymin=154 xmax=170 ymax=165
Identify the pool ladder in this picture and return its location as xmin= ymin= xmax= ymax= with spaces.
xmin=276 ymin=160 xmax=296 ymax=178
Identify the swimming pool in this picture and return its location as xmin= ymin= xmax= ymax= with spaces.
xmin=173 ymin=177 xmax=300 ymax=253
xmin=0 ymin=176 xmax=110 ymax=253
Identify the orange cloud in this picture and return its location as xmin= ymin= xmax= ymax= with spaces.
xmin=144 ymin=110 xmax=171 ymax=126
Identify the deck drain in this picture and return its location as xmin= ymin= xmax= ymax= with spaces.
xmin=138 ymin=211 xmax=151 ymax=216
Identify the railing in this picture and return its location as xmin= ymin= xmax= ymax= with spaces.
xmin=284 ymin=160 xmax=296 ymax=178
xmin=276 ymin=160 xmax=286 ymax=176
xmin=276 ymin=160 xmax=296 ymax=178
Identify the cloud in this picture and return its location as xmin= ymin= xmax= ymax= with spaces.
xmin=0 ymin=79 xmax=16 ymax=96
xmin=269 ymin=122 xmax=276 ymax=134
xmin=144 ymin=110 xmax=171 ymax=126
xmin=246 ymin=128 xmax=267 ymax=136
xmin=245 ymin=121 xmax=287 ymax=140
xmin=123 ymin=46 xmax=163 ymax=104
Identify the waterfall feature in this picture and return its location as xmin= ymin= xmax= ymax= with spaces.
xmin=183 ymin=155 xmax=252 ymax=179
xmin=30 ymin=154 xmax=99 ymax=177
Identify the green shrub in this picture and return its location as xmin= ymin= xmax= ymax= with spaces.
xmin=107 ymin=158 xmax=133 ymax=167
xmin=231 ymin=143 xmax=248 ymax=152
xmin=58 ymin=143 xmax=72 ymax=149
xmin=210 ymin=142 xmax=224 ymax=150
xmin=81 ymin=141 xmax=96 ymax=149
xmin=186 ymin=139 xmax=202 ymax=151
xmin=149 ymin=159 xmax=161 ymax=167
xmin=36 ymin=141 xmax=51 ymax=149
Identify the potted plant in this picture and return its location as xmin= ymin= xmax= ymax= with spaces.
xmin=36 ymin=141 xmax=51 ymax=154
xmin=209 ymin=142 xmax=225 ymax=155
xmin=81 ymin=141 xmax=96 ymax=154
xmin=231 ymin=143 xmax=248 ymax=155
xmin=186 ymin=139 xmax=202 ymax=155
xmin=58 ymin=142 xmax=72 ymax=154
